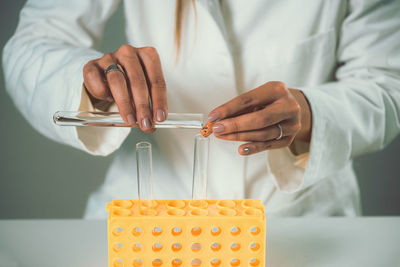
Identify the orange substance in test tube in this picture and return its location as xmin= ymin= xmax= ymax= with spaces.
xmin=200 ymin=122 xmax=214 ymax=137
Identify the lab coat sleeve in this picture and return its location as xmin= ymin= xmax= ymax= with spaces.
xmin=268 ymin=0 xmax=400 ymax=193
xmin=2 ymin=0 xmax=130 ymax=156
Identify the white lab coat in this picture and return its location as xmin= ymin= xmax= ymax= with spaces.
xmin=3 ymin=0 xmax=400 ymax=218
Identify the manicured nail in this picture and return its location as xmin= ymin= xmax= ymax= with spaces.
xmin=142 ymin=118 xmax=152 ymax=130
xmin=208 ymin=112 xmax=220 ymax=122
xmin=212 ymin=123 xmax=224 ymax=133
xmin=127 ymin=114 xmax=136 ymax=125
xmin=243 ymin=147 xmax=250 ymax=154
xmin=155 ymin=109 xmax=166 ymax=122
xmin=107 ymin=97 xmax=114 ymax=102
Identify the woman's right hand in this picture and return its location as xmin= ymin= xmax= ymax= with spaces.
xmin=83 ymin=45 xmax=168 ymax=132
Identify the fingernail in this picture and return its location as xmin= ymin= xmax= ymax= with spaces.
xmin=155 ymin=109 xmax=165 ymax=122
xmin=142 ymin=117 xmax=152 ymax=130
xmin=212 ymin=123 xmax=224 ymax=133
xmin=127 ymin=114 xmax=136 ymax=125
xmin=107 ymin=97 xmax=114 ymax=102
xmin=208 ymin=112 xmax=220 ymax=122
xmin=243 ymin=147 xmax=250 ymax=154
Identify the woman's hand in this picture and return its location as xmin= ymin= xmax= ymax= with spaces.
xmin=83 ymin=45 xmax=168 ymax=132
xmin=208 ymin=81 xmax=312 ymax=155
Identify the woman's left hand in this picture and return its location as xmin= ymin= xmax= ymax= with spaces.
xmin=208 ymin=81 xmax=312 ymax=155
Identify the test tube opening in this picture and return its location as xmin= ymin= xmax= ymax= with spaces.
xmin=192 ymin=134 xmax=209 ymax=200
xmin=136 ymin=141 xmax=154 ymax=209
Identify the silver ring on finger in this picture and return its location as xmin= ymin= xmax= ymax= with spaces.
xmin=105 ymin=63 xmax=124 ymax=75
xmin=276 ymin=123 xmax=283 ymax=140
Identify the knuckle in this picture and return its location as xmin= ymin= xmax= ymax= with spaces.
xmin=233 ymin=132 xmax=240 ymax=141
xmin=141 ymin=46 xmax=158 ymax=57
xmin=152 ymin=75 xmax=166 ymax=88
xmin=261 ymin=131 xmax=271 ymax=141
xmin=84 ymin=68 xmax=96 ymax=81
xmin=83 ymin=60 xmax=96 ymax=71
xmin=108 ymin=71 xmax=125 ymax=84
xmin=117 ymin=97 xmax=133 ymax=107
xmin=238 ymin=94 xmax=253 ymax=107
xmin=118 ymin=44 xmax=136 ymax=55
xmin=256 ymin=113 xmax=270 ymax=127
xmin=289 ymin=100 xmax=301 ymax=114
xmin=102 ymin=53 xmax=114 ymax=62
xmin=230 ymin=120 xmax=240 ymax=133
xmin=135 ymin=103 xmax=151 ymax=112
xmin=271 ymin=81 xmax=288 ymax=96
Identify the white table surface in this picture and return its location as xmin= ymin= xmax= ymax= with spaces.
xmin=0 ymin=218 xmax=399 ymax=267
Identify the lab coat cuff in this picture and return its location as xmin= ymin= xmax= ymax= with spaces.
xmin=296 ymin=86 xmax=332 ymax=188
xmin=67 ymin=50 xmax=130 ymax=156
xmin=267 ymin=86 xmax=329 ymax=193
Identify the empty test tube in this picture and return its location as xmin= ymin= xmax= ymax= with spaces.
xmin=136 ymin=141 xmax=154 ymax=210
xmin=192 ymin=134 xmax=210 ymax=200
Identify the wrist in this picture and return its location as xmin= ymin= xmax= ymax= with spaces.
xmin=290 ymin=89 xmax=312 ymax=142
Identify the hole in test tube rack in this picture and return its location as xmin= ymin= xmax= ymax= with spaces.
xmin=250 ymin=226 xmax=261 ymax=235
xmin=112 ymin=243 xmax=124 ymax=253
xmin=132 ymin=227 xmax=143 ymax=237
xmin=189 ymin=200 xmax=208 ymax=209
xmin=250 ymin=242 xmax=260 ymax=252
xmin=133 ymin=259 xmax=143 ymax=267
xmin=211 ymin=226 xmax=221 ymax=236
xmin=230 ymin=242 xmax=240 ymax=251
xmin=172 ymin=243 xmax=182 ymax=252
xmin=167 ymin=200 xmax=186 ymax=209
xmin=216 ymin=200 xmax=236 ymax=209
xmin=140 ymin=208 xmax=157 ymax=216
xmin=152 ymin=259 xmax=163 ymax=266
xmin=152 ymin=242 xmax=163 ymax=252
xmin=113 ymin=258 xmax=123 ymax=267
xmin=171 ymin=227 xmax=182 ymax=236
xmin=152 ymin=227 xmax=162 ymax=236
xmin=242 ymin=199 xmax=264 ymax=209
xmin=211 ymin=242 xmax=221 ymax=251
xmin=191 ymin=243 xmax=202 ymax=252
xmin=230 ymin=258 xmax=240 ymax=266
xmin=191 ymin=259 xmax=202 ymax=266
xmin=132 ymin=243 xmax=142 ymax=252
xmin=172 ymin=259 xmax=182 ymax=266
xmin=113 ymin=199 xmax=133 ymax=208
xmin=218 ymin=208 xmax=237 ymax=216
xmin=250 ymin=258 xmax=260 ymax=266
xmin=231 ymin=226 xmax=241 ymax=235
xmin=190 ymin=209 xmax=208 ymax=216
xmin=191 ymin=227 xmax=202 ymax=236
xmin=113 ymin=208 xmax=131 ymax=217
xmin=112 ymin=227 xmax=124 ymax=237
xmin=210 ymin=258 xmax=221 ymax=266
xmin=167 ymin=209 xmax=185 ymax=216
xmin=244 ymin=208 xmax=262 ymax=216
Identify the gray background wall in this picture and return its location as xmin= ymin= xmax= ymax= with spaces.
xmin=1 ymin=1 xmax=399 ymax=218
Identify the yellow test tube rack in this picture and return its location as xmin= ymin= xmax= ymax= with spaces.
xmin=107 ymin=199 xmax=265 ymax=267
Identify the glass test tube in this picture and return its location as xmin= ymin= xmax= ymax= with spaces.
xmin=53 ymin=111 xmax=204 ymax=129
xmin=192 ymin=134 xmax=210 ymax=200
xmin=136 ymin=141 xmax=154 ymax=210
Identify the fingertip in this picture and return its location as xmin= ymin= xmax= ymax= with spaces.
xmin=208 ymin=111 xmax=220 ymax=123
xmin=239 ymin=145 xmax=251 ymax=156
xmin=155 ymin=109 xmax=166 ymax=122
xmin=126 ymin=114 xmax=136 ymax=125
